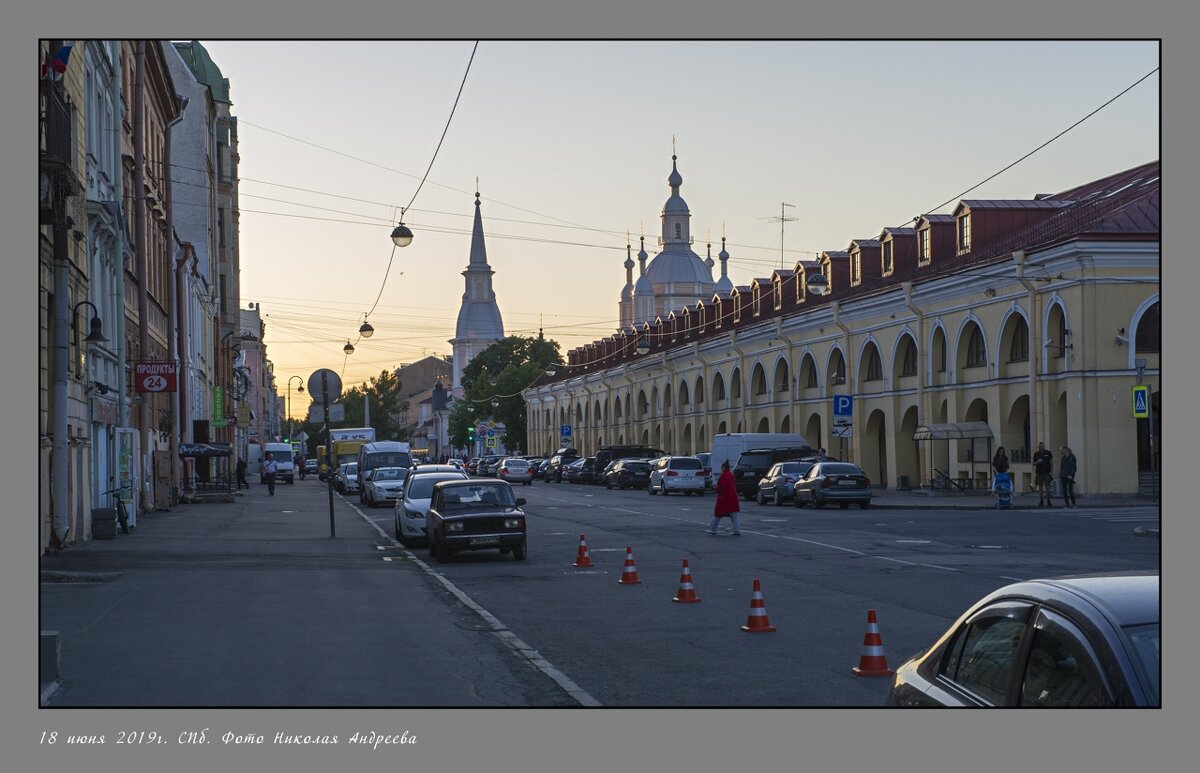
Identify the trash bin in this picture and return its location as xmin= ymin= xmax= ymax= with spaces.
xmin=91 ymin=508 xmax=117 ymax=540
xmin=895 ymin=475 xmax=911 ymax=491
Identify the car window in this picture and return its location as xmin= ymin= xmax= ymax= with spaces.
xmin=406 ymin=474 xmax=463 ymax=499
xmin=1124 ymin=624 xmax=1160 ymax=703
xmin=737 ymin=452 xmax=771 ymax=467
xmin=670 ymin=457 xmax=702 ymax=470
xmin=626 ymin=462 xmax=650 ymax=472
xmin=443 ymin=485 xmax=516 ymax=508
xmin=941 ymin=608 xmax=1030 ymax=705
xmin=818 ymin=463 xmax=861 ymax=475
xmin=374 ymin=468 xmax=405 ymax=481
xmin=1019 ymin=609 xmax=1112 ymax=707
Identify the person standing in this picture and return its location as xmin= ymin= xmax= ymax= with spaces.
xmin=235 ymin=457 xmax=249 ymax=490
xmin=707 ymin=460 xmax=742 ymax=535
xmin=263 ymin=453 xmax=278 ymax=496
xmin=1059 ymin=446 xmax=1078 ymax=508
xmin=991 ymin=446 xmax=1012 ymax=507
xmin=1032 ymin=442 xmax=1054 ymax=507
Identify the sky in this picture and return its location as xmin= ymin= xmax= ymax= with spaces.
xmin=195 ymin=40 xmax=1159 ymax=412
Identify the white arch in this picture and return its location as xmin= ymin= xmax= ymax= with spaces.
xmin=1128 ymin=292 xmax=1161 ymax=370
xmin=993 ymin=302 xmax=1030 ymax=379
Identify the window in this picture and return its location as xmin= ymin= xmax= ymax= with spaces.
xmin=674 ymin=223 xmax=681 ymax=240
xmin=918 ymin=227 xmax=931 ymax=264
xmin=1054 ymin=314 xmax=1068 ymax=360
xmin=805 ymin=360 xmax=818 ymax=388
xmin=752 ymin=288 xmax=761 ymax=317
xmin=940 ymin=606 xmax=1030 ymax=705
xmin=936 ymin=334 xmax=947 ymax=373
xmin=851 ymin=253 xmax=861 ymax=285
xmin=865 ymin=346 xmax=882 ymax=381
xmin=882 ymin=241 xmax=893 ymax=274
xmin=1009 ymin=317 xmax=1030 ymax=362
xmin=796 ymin=272 xmax=806 ymax=303
xmin=966 ymin=325 xmax=987 ymax=368
xmin=1135 ymin=302 xmax=1160 ymax=353
xmin=901 ymin=340 xmax=918 ymax=377
xmin=731 ymin=370 xmax=741 ymax=399
xmin=733 ymin=294 xmax=742 ymax=323
xmin=957 ymin=214 xmax=971 ymax=253
xmin=773 ymin=278 xmax=783 ymax=310
xmin=1019 ymin=611 xmax=1112 ymax=707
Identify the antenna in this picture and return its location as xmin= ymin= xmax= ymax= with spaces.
xmin=762 ymin=202 xmax=798 ymax=269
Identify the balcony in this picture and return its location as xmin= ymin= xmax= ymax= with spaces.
xmin=40 ymin=81 xmax=73 ymax=169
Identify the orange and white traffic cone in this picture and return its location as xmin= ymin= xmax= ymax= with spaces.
xmin=672 ymin=559 xmax=701 ymax=603
xmin=618 ymin=546 xmax=642 ymax=584
xmin=572 ymin=534 xmax=593 ymax=567
xmin=852 ymin=609 xmax=895 ymax=676
xmin=740 ymin=579 xmax=776 ymax=632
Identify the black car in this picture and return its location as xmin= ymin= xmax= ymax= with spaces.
xmin=425 ymin=479 xmax=528 ymax=563
xmin=792 ymin=461 xmax=872 ymax=509
xmin=756 ymin=460 xmax=816 ymax=505
xmin=543 ymin=450 xmax=580 ymax=483
xmin=604 ymin=458 xmax=652 ymax=489
xmin=593 ymin=446 xmax=666 ymax=479
xmin=563 ymin=456 xmax=598 ymax=484
xmin=733 ymin=447 xmax=815 ymax=499
xmin=887 ymin=572 xmax=1160 ymax=707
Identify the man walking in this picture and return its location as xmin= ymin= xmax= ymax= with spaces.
xmin=235 ymin=457 xmax=249 ymax=490
xmin=263 ymin=453 xmax=278 ymax=496
xmin=1032 ymin=442 xmax=1054 ymax=507
xmin=1059 ymin=446 xmax=1078 ymax=508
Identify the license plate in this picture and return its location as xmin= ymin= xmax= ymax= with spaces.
xmin=837 ymin=480 xmax=857 ymax=487
xmin=470 ymin=537 xmax=498 ymax=546
xmin=743 ymin=472 xmax=756 ymax=478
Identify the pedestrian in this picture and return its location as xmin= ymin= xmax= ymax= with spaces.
xmin=991 ymin=446 xmax=1012 ymax=508
xmin=297 ymin=453 xmax=307 ymax=480
xmin=235 ymin=457 xmax=249 ymax=490
xmin=1032 ymin=442 xmax=1054 ymax=507
xmin=706 ymin=460 xmax=742 ymax=535
xmin=1059 ymin=445 xmax=1078 ymax=508
xmin=263 ymin=452 xmax=278 ymax=496
xmin=991 ymin=446 xmax=1010 ymax=488
xmin=817 ymin=447 xmax=830 ymax=462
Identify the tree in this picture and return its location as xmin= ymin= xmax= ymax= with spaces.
xmin=449 ymin=336 xmax=560 ymax=453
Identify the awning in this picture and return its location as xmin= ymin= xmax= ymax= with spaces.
xmin=179 ymin=442 xmax=232 ymax=458
xmin=912 ymin=422 xmax=994 ymax=441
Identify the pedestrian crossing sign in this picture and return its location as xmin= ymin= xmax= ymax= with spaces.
xmin=1132 ymin=385 xmax=1150 ymax=419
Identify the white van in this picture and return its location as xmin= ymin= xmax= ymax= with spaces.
xmin=262 ymin=442 xmax=296 ymax=484
xmin=709 ymin=433 xmax=813 ymax=470
xmin=244 ymin=443 xmax=262 ymax=479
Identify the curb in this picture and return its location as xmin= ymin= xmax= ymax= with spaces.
xmin=40 ymin=570 xmax=124 ymax=583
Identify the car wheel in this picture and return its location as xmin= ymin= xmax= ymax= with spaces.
xmin=649 ymin=483 xmax=657 ymax=495
xmin=428 ymin=534 xmax=437 ymax=557
xmin=794 ymin=494 xmax=806 ymax=508
xmin=812 ymin=493 xmax=825 ymax=509
xmin=774 ymin=490 xmax=785 ymax=506
xmin=859 ymin=501 xmax=871 ymax=509
xmin=756 ymin=490 xmax=766 ymax=506
xmin=394 ymin=519 xmax=402 ymax=541
xmin=513 ymin=538 xmax=527 ymax=561
xmin=606 ymin=482 xmax=613 ymax=490
xmin=436 ymin=543 xmax=452 ymax=563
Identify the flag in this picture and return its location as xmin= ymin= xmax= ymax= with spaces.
xmin=40 ymin=44 xmax=74 ymax=78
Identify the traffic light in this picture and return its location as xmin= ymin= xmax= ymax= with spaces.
xmin=468 ymin=425 xmax=476 ymax=443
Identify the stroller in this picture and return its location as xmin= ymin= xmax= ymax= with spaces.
xmin=992 ymin=471 xmax=1013 ymax=509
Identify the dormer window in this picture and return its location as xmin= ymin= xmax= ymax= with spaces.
xmin=796 ymin=271 xmax=805 ymax=303
xmin=850 ymin=252 xmax=861 ymax=286
xmin=733 ymin=293 xmax=742 ymax=323
xmin=882 ymin=241 xmax=893 ymax=275
xmin=752 ymin=286 xmax=762 ymax=317
xmin=957 ymin=214 xmax=971 ymax=253
xmin=774 ymin=277 xmax=783 ymax=310
xmin=674 ymin=223 xmax=682 ymax=240
xmin=918 ymin=227 xmax=931 ymax=265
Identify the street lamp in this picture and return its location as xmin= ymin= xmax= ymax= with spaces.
xmin=805 ymin=272 xmax=831 ymax=297
xmin=287 ymin=375 xmax=304 ymax=440
xmin=359 ymin=321 xmax=374 ymax=338
xmin=390 ymin=208 xmax=415 ymax=248
xmin=72 ymin=300 xmax=108 ymax=344
xmin=343 ymin=340 xmax=355 ymax=355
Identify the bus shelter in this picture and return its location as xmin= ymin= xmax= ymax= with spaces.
xmin=912 ymin=422 xmax=994 ymax=491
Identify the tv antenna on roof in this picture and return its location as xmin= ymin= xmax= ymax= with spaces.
xmin=762 ymin=202 xmax=798 ymax=270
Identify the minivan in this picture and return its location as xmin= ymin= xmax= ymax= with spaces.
xmin=262 ymin=442 xmax=296 ymax=484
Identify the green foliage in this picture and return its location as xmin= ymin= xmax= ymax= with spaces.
xmin=294 ymin=370 xmax=410 ymax=455
xmin=449 ymin=336 xmax=560 ymax=452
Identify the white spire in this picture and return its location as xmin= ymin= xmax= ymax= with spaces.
xmin=451 ymin=190 xmax=504 ymax=393
xmin=715 ymin=235 xmax=734 ymax=295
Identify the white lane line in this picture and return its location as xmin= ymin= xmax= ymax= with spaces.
xmin=346 ymin=498 xmax=601 ymax=707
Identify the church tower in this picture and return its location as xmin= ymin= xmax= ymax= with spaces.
xmin=618 ymin=235 xmax=636 ymax=330
xmin=644 ymin=152 xmax=715 ymax=317
xmin=449 ymin=191 xmax=505 ymax=395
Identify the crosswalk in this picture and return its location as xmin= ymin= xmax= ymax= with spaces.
xmin=1059 ymin=505 xmax=1160 ymax=524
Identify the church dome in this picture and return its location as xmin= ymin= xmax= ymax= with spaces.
xmin=647 ymin=247 xmax=715 ymax=286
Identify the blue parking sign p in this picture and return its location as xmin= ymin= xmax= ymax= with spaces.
xmin=1132 ymin=385 xmax=1150 ymax=419
xmin=561 ymin=424 xmax=572 ymax=437
xmin=833 ymin=395 xmax=853 ymax=417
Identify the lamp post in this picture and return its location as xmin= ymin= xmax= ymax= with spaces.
xmin=287 ymin=376 xmax=304 ymax=441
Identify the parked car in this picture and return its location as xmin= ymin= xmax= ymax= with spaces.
xmin=446 ymin=458 xmax=464 ymax=470
xmin=426 ymin=479 xmax=528 ymax=563
xmin=497 ymin=457 xmax=534 ymax=486
xmin=733 ymin=447 xmax=816 ymax=500
xmin=528 ymin=458 xmax=547 ymax=480
xmin=592 ymin=445 xmax=667 ymax=479
xmin=604 ymin=458 xmax=652 ymax=490
xmin=695 ymin=452 xmax=714 ymax=490
xmin=304 ymin=459 xmax=319 ymax=476
xmin=756 ymin=460 xmax=816 ymax=505
xmin=466 ymin=457 xmax=482 ymax=475
xmin=564 ymin=457 xmax=598 ymax=484
xmin=648 ymin=455 xmax=706 ymax=496
xmin=886 ymin=571 xmax=1160 ymax=707
xmin=362 ymin=466 xmax=409 ymax=508
xmin=484 ymin=457 xmax=506 ymax=476
xmin=335 ymin=462 xmax=360 ymax=494
xmin=393 ymin=468 xmax=469 ymax=547
xmin=792 ymin=461 xmax=872 ymax=509
xmin=544 ymin=450 xmax=580 ymax=483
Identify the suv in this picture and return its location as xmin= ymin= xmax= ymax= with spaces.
xmin=543 ymin=449 xmax=580 ymax=483
xmin=604 ymin=458 xmax=652 ymax=490
xmin=648 ymin=456 xmax=707 ymax=496
xmin=733 ymin=447 xmax=816 ymax=500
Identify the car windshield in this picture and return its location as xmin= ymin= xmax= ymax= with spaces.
xmin=670 ymin=457 xmax=702 ymax=469
xmin=441 ymin=485 xmax=517 ymax=510
xmin=736 ymin=453 xmax=771 ymax=468
xmin=780 ymin=462 xmax=812 ymax=474
xmin=624 ymin=462 xmax=650 ymax=472
xmin=1125 ymin=623 xmax=1161 ymax=701
xmin=818 ymin=463 xmax=862 ymax=475
xmin=406 ymin=474 xmax=463 ymax=499
xmin=343 ymin=464 xmax=357 ymax=475
xmin=374 ymin=468 xmax=406 ymax=481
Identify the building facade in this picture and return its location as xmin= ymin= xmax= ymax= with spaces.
xmin=526 ymin=161 xmax=1161 ymax=497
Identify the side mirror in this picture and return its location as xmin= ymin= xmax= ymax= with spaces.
xmin=516 ymin=498 xmax=527 ymax=506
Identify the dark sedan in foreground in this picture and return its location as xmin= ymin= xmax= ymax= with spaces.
xmin=792 ymin=462 xmax=872 ymax=509
xmin=886 ymin=571 xmax=1160 ymax=707
xmin=426 ymin=480 xmax=528 ymax=563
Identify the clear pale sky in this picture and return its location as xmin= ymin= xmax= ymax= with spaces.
xmin=196 ymin=40 xmax=1158 ymax=407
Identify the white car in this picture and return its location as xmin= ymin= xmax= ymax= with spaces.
xmin=648 ymin=455 xmax=707 ymax=496
xmin=362 ymin=466 xmax=409 ymax=508
xmin=394 ymin=469 xmax=468 ymax=547
xmin=335 ymin=462 xmax=360 ymax=494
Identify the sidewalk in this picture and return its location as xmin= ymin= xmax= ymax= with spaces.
xmin=38 ymin=479 xmax=578 ymax=707
xmin=866 ymin=488 xmax=1157 ymax=511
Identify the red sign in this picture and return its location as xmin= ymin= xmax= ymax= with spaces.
xmin=135 ymin=361 xmax=178 ymax=393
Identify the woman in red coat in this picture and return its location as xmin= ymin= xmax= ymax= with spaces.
xmin=707 ymin=460 xmax=742 ymax=535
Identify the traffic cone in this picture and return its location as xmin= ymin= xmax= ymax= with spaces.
xmin=672 ymin=559 xmax=701 ymax=603
xmin=572 ymin=534 xmax=593 ymax=567
xmin=740 ymin=579 xmax=776 ymax=632
xmin=618 ymin=546 xmax=642 ymax=584
xmin=852 ymin=609 xmax=895 ymax=676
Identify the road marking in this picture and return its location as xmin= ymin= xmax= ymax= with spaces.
xmin=347 ymin=498 xmax=601 ymax=707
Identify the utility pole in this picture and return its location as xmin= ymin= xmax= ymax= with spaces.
xmin=763 ymin=202 xmax=797 ymax=270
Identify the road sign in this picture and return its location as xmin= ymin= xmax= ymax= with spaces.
xmin=832 ymin=425 xmax=853 ymax=438
xmin=561 ymin=424 xmax=572 ymax=437
xmin=1132 ymin=385 xmax=1150 ymax=419
xmin=307 ymin=369 xmax=342 ymax=404
xmin=295 ymin=430 xmax=309 ymax=443
xmin=308 ymin=403 xmax=345 ymax=422
xmin=485 ymin=437 xmax=497 ymax=448
xmin=833 ymin=395 xmax=853 ymax=426
xmin=487 ymin=429 xmax=495 ymax=438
